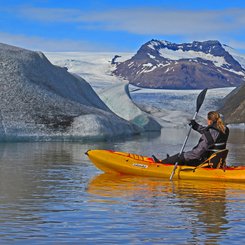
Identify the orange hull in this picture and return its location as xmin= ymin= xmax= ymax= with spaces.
xmin=87 ymin=149 xmax=245 ymax=183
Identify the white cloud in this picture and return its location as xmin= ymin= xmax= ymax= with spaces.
xmin=17 ymin=7 xmax=82 ymax=22
xmin=226 ymin=40 xmax=245 ymax=51
xmin=17 ymin=7 xmax=245 ymax=36
xmin=0 ymin=32 xmax=110 ymax=52
xmin=2 ymin=6 xmax=245 ymax=52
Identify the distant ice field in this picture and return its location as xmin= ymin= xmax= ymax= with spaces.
xmin=129 ymin=85 xmax=234 ymax=117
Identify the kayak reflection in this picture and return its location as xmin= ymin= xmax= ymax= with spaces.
xmin=87 ymin=173 xmax=245 ymax=244
xmin=87 ymin=173 xmax=245 ymax=198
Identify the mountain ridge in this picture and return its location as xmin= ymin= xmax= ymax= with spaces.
xmin=112 ymin=39 xmax=245 ymax=89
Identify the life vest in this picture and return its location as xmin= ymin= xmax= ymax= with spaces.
xmin=205 ymin=126 xmax=229 ymax=150
xmin=187 ymin=124 xmax=229 ymax=163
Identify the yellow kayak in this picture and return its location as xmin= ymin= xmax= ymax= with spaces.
xmin=86 ymin=149 xmax=245 ymax=183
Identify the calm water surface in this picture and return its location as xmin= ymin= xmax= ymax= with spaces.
xmin=0 ymin=128 xmax=244 ymax=244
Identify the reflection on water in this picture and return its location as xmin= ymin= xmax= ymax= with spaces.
xmin=0 ymin=128 xmax=244 ymax=243
xmin=88 ymin=174 xmax=245 ymax=244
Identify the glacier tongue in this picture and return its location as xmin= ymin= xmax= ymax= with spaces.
xmin=0 ymin=43 xmax=139 ymax=141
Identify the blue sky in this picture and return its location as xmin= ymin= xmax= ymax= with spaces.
xmin=1 ymin=0 xmax=245 ymax=53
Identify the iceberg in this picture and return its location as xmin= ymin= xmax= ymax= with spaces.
xmin=0 ymin=43 xmax=139 ymax=141
xmin=98 ymin=82 xmax=162 ymax=131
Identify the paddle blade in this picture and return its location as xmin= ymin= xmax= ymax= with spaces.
xmin=196 ymin=88 xmax=208 ymax=113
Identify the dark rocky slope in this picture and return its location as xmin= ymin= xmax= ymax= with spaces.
xmin=219 ymin=84 xmax=245 ymax=124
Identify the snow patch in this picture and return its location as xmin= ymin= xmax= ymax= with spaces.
xmin=159 ymin=48 xmax=228 ymax=68
xmin=148 ymin=53 xmax=156 ymax=59
xmin=143 ymin=63 xmax=153 ymax=67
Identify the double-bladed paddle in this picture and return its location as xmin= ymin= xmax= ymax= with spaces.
xmin=169 ymin=88 xmax=208 ymax=181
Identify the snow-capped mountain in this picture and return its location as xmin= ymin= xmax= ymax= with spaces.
xmin=113 ymin=40 xmax=245 ymax=89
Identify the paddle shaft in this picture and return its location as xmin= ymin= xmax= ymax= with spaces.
xmin=169 ymin=88 xmax=207 ymax=181
xmin=169 ymin=111 xmax=198 ymax=180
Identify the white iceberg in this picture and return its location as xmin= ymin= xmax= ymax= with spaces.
xmin=98 ymin=82 xmax=162 ymax=131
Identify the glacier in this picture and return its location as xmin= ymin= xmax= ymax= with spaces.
xmin=130 ymin=86 xmax=234 ymax=126
xmin=45 ymin=51 xmax=133 ymax=92
xmin=46 ymin=51 xmax=235 ymax=128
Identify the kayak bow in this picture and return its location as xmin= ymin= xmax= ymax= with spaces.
xmin=86 ymin=149 xmax=245 ymax=183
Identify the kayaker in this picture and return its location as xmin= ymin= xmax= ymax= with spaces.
xmin=157 ymin=111 xmax=229 ymax=166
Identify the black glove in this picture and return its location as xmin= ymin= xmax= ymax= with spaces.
xmin=189 ymin=120 xmax=198 ymax=130
xmin=152 ymin=155 xmax=162 ymax=163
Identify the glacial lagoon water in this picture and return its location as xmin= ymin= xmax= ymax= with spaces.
xmin=0 ymin=127 xmax=244 ymax=244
